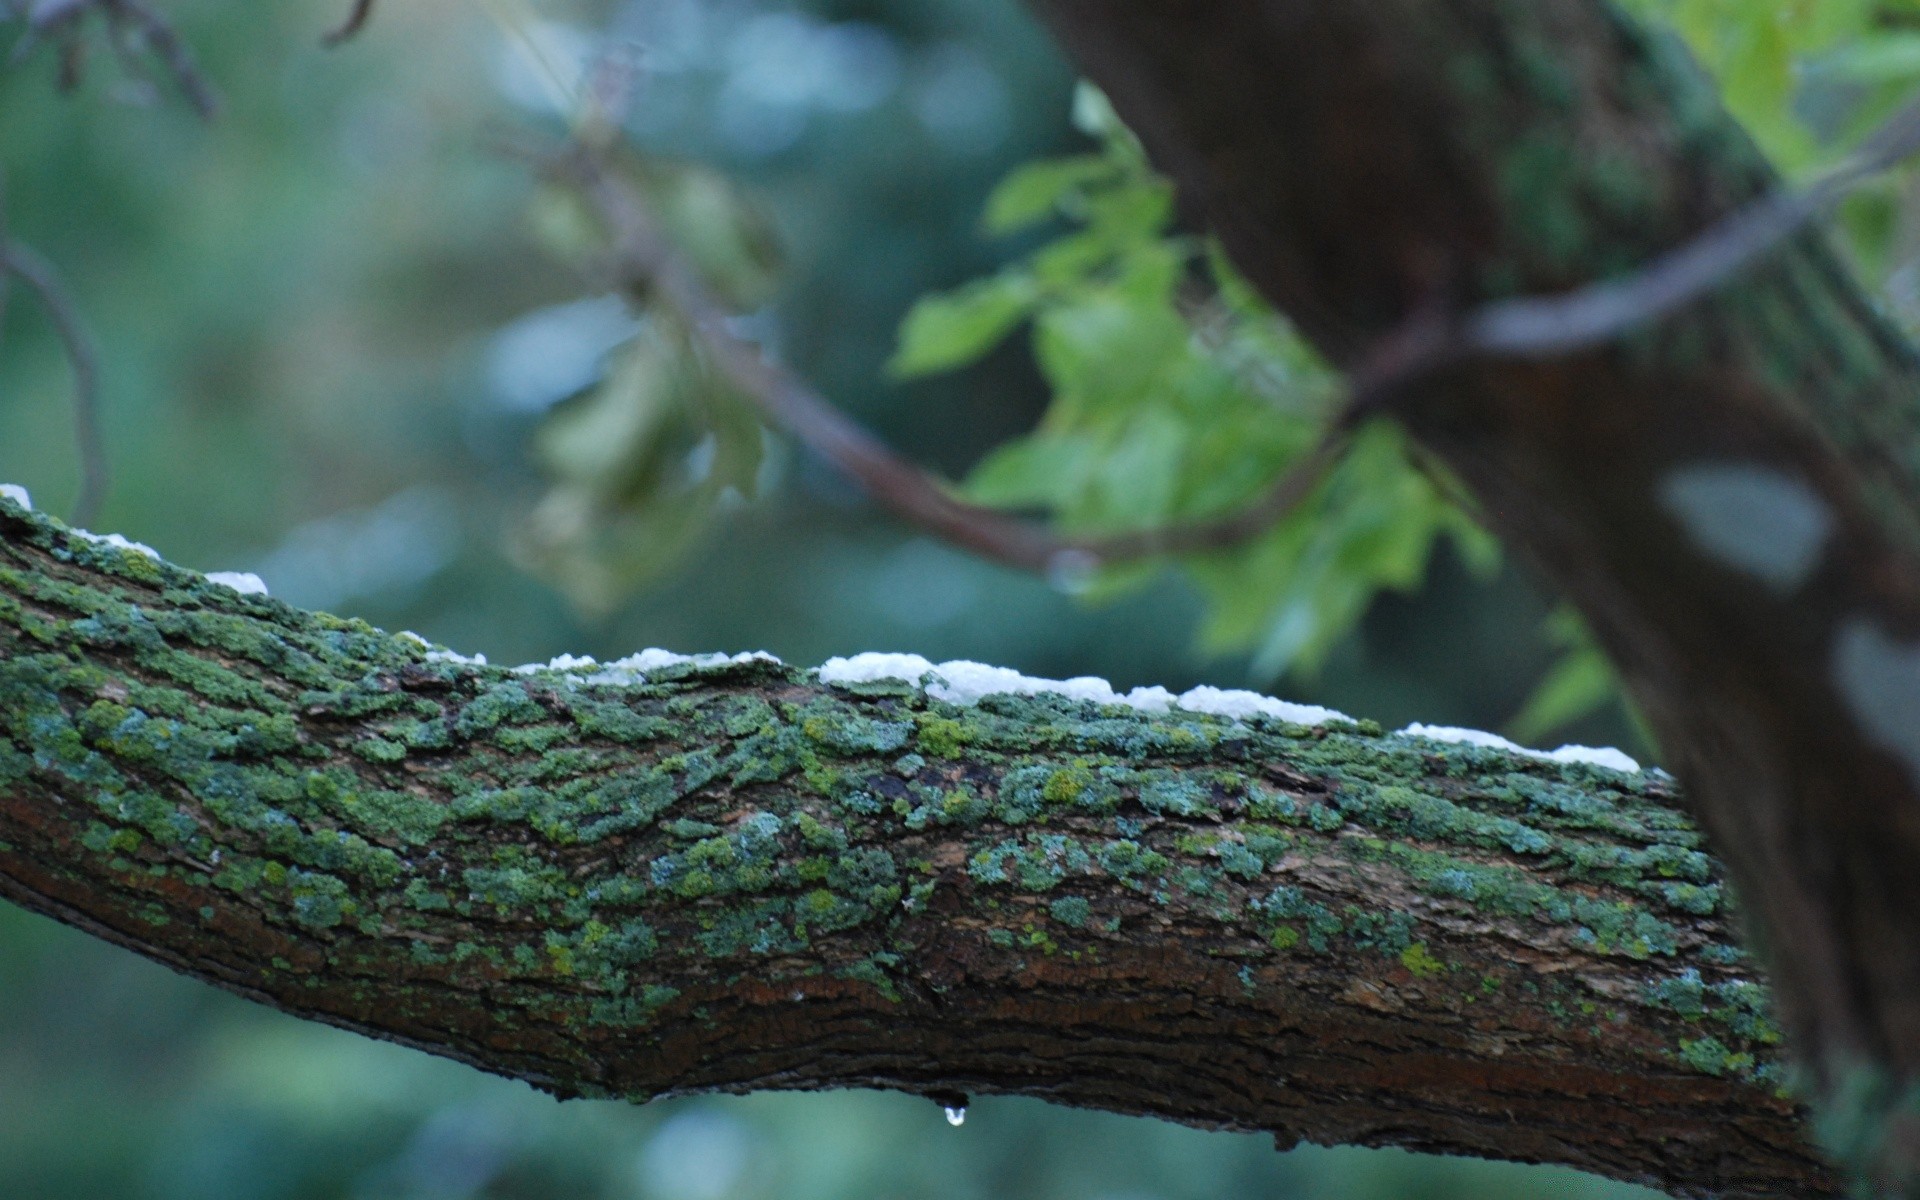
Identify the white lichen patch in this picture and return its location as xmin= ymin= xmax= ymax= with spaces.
xmin=205 ymin=571 xmax=270 ymax=596
xmin=74 ymin=529 xmax=163 ymax=561
xmin=814 ymin=654 xmax=1642 ymax=773
xmin=1659 ymin=461 xmax=1832 ymax=591
xmin=1395 ymin=723 xmax=1640 ymax=774
xmin=424 ymin=649 xmax=490 ymax=666
xmin=815 ymin=652 xmax=1352 ymax=725
xmin=1 ymin=484 xmax=32 ymax=510
xmin=512 ymin=648 xmax=780 ymax=685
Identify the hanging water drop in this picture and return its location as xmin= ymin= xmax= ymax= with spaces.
xmin=944 ymin=1106 xmax=967 ymax=1127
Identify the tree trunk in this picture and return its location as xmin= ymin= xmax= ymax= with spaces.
xmin=1023 ymin=0 xmax=1920 ymax=1187
xmin=0 ymin=499 xmax=1830 ymax=1197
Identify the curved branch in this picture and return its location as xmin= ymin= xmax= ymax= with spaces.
xmin=547 ymin=145 xmax=1356 ymax=577
xmin=0 ymin=239 xmax=107 ymax=526
xmin=0 ymin=500 xmax=1830 ymax=1198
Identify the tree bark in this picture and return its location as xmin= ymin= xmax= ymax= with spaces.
xmin=1021 ymin=0 xmax=1920 ymax=1187
xmin=0 ymin=499 xmax=1830 ymax=1197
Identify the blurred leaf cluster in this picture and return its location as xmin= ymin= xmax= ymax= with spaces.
xmin=890 ymin=86 xmax=1499 ymax=678
xmin=517 ymin=156 xmax=778 ymax=611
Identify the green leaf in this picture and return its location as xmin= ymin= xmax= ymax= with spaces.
xmin=1506 ymin=605 xmax=1622 ymax=746
xmin=1823 ymin=32 xmax=1920 ymax=83
xmin=983 ymin=156 xmax=1114 ymax=236
xmin=1509 ymin=645 xmax=1619 ymax=744
xmin=962 ymin=435 xmax=1099 ymax=509
xmin=889 ymin=273 xmax=1037 ymax=379
xmin=1071 ymin=82 xmax=1143 ymax=164
xmin=1032 ymin=293 xmax=1187 ymax=413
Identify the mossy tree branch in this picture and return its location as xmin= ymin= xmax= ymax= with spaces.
xmin=0 ymin=501 xmax=1829 ymax=1197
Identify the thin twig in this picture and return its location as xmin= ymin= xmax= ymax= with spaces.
xmin=16 ymin=0 xmax=217 ymax=119
xmin=0 ymin=171 xmax=11 ymax=359
xmin=0 ymin=240 xmax=108 ymax=525
xmin=1466 ymin=93 xmax=1920 ymax=357
xmin=546 ymin=144 xmax=1360 ymax=576
xmin=108 ymin=0 xmax=216 ymax=118
xmin=321 ymin=0 xmax=376 ymax=48
xmin=529 ymin=78 xmax=1920 ymax=578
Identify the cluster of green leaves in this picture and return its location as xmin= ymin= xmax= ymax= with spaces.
xmin=891 ymin=86 xmax=1496 ymax=679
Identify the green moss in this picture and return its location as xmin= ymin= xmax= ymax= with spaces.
xmin=572 ymin=701 xmax=671 ymax=744
xmin=1677 ymin=1035 xmax=1754 ymax=1078
xmin=1138 ymin=775 xmax=1215 ymax=817
xmin=799 ymin=706 xmax=912 ymax=757
xmin=914 ymin=713 xmax=971 ymax=758
xmin=1096 ymin=838 xmax=1169 ymax=885
xmin=1400 ymin=942 xmax=1445 ymax=978
xmin=286 ymin=869 xmax=351 ymax=930
xmin=970 ymin=833 xmax=1092 ymax=892
xmin=1253 ymin=886 xmax=1345 ymax=952
xmin=1048 ymin=895 xmax=1092 ymax=928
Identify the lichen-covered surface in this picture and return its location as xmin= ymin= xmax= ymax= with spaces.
xmin=0 ymin=500 xmax=1830 ymax=1197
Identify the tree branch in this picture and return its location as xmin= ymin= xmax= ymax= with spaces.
xmin=546 ymin=145 xmax=1360 ymax=578
xmin=0 ymin=497 xmax=1831 ymax=1198
xmin=1015 ymin=0 xmax=1920 ymax=1185
xmin=0 ymin=238 xmax=108 ymax=526
xmin=14 ymin=0 xmax=219 ymax=119
xmin=321 ymin=0 xmax=375 ymax=48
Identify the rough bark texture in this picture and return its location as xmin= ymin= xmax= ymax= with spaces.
xmin=0 ymin=497 xmax=1830 ymax=1198
xmin=1021 ymin=0 xmax=1920 ymax=1186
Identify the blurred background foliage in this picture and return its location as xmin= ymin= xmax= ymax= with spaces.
xmin=1 ymin=0 xmax=1916 ymax=1195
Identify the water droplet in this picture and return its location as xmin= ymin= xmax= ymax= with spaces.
xmin=944 ymin=1106 xmax=967 ymax=1127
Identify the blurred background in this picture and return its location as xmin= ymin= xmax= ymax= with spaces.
xmin=5 ymin=0 xmax=1885 ymax=1195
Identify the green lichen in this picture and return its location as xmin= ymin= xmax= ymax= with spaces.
xmin=0 ymin=503 xmax=1781 ymax=1106
xmin=1400 ymin=942 xmax=1445 ymax=978
xmin=1048 ymin=895 xmax=1092 ymax=928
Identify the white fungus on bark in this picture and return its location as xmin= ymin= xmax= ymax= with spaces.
xmin=512 ymin=648 xmax=780 ymax=685
xmin=0 ymin=494 xmax=1645 ymax=776
xmin=73 ymin=529 xmax=163 ymax=561
xmin=205 ymin=572 xmax=270 ymax=596
xmin=1395 ymin=723 xmax=1640 ymax=774
xmin=816 ymin=653 xmax=1640 ymax=774
xmin=816 ymin=651 xmax=1353 ymax=724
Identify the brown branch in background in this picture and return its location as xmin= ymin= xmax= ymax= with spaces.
xmin=321 ymin=0 xmax=376 ymax=48
xmin=0 ymin=172 xmax=11 ymax=360
xmin=533 ymin=81 xmax=1920 ymax=580
xmin=546 ymin=143 xmax=1364 ymax=578
xmin=16 ymin=0 xmax=218 ymax=119
xmin=0 ymin=240 xmax=108 ymax=526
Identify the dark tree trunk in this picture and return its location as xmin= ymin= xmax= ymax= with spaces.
xmin=1023 ymin=0 xmax=1920 ymax=1187
xmin=0 ymin=503 xmax=1830 ymax=1197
